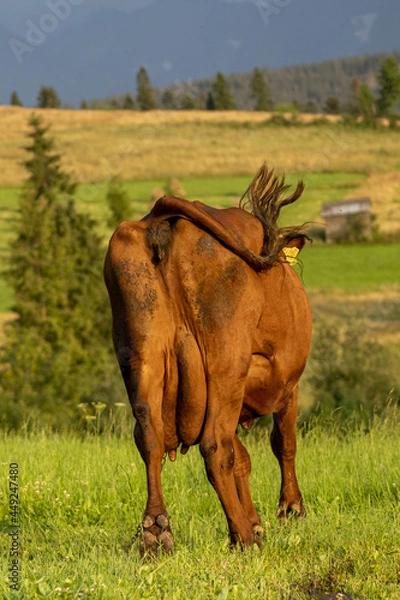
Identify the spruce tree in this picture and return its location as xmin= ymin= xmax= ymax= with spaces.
xmin=250 ymin=68 xmax=273 ymax=110
xmin=206 ymin=92 xmax=215 ymax=110
xmin=161 ymin=89 xmax=177 ymax=109
xmin=212 ymin=73 xmax=236 ymax=110
xmin=376 ymin=56 xmax=400 ymax=117
xmin=37 ymin=85 xmax=61 ymax=108
xmin=0 ymin=114 xmax=118 ymax=429
xmin=11 ymin=90 xmax=23 ymax=106
xmin=122 ymin=93 xmax=137 ymax=110
xmin=136 ymin=67 xmax=157 ymax=110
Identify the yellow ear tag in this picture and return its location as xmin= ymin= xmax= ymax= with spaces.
xmin=283 ymin=246 xmax=299 ymax=266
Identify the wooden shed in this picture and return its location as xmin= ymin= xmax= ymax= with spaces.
xmin=321 ymin=197 xmax=372 ymax=243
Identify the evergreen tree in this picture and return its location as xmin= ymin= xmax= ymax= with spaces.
xmin=304 ymin=100 xmax=317 ymax=113
xmin=11 ymin=90 xmax=23 ymax=106
xmin=106 ymin=177 xmax=131 ymax=229
xmin=376 ymin=56 xmax=400 ymax=116
xmin=122 ymin=93 xmax=137 ymax=110
xmin=180 ymin=94 xmax=195 ymax=110
xmin=212 ymin=73 xmax=236 ymax=110
xmin=136 ymin=67 xmax=157 ymax=110
xmin=250 ymin=68 xmax=273 ymax=110
xmin=0 ymin=115 xmax=117 ymax=429
xmin=80 ymin=99 xmax=89 ymax=110
xmin=359 ymin=84 xmax=376 ymax=124
xmin=323 ymin=96 xmax=340 ymax=115
xmin=206 ymin=92 xmax=215 ymax=110
xmin=161 ymin=89 xmax=177 ymax=109
xmin=37 ymin=85 xmax=61 ymax=108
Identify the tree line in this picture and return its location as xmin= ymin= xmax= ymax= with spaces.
xmin=10 ymin=55 xmax=400 ymax=120
xmin=10 ymin=67 xmax=272 ymax=112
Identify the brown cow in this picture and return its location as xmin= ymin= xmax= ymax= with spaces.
xmin=104 ymin=165 xmax=312 ymax=555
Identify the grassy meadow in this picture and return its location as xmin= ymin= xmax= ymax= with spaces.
xmin=1 ymin=107 xmax=400 ymax=187
xmin=1 ymin=416 xmax=400 ymax=599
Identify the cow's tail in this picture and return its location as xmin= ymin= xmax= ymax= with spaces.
xmin=239 ymin=164 xmax=310 ymax=266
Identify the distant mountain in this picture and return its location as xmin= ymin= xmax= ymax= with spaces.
xmin=1 ymin=0 xmax=399 ymax=106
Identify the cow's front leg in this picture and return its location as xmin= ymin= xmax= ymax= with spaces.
xmin=133 ymin=401 xmax=174 ymax=556
xmin=271 ymin=386 xmax=305 ymax=519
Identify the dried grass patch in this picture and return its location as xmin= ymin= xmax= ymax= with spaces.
xmin=347 ymin=172 xmax=400 ymax=234
xmin=1 ymin=107 xmax=399 ymax=187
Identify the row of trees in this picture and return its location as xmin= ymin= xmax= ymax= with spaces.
xmin=11 ymin=67 xmax=272 ymax=112
xmin=11 ymin=85 xmax=62 ymax=109
xmin=320 ymin=56 xmax=400 ymax=120
xmin=10 ymin=57 xmax=400 ymax=117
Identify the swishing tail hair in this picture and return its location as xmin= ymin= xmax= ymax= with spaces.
xmin=146 ymin=164 xmax=309 ymax=272
xmin=240 ymin=163 xmax=310 ymax=264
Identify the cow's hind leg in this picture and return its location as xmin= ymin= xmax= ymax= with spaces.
xmin=134 ymin=407 xmax=174 ymax=556
xmin=124 ymin=363 xmax=174 ymax=557
xmin=200 ymin=381 xmax=260 ymax=548
xmin=271 ymin=386 xmax=305 ymax=519
xmin=232 ymin=434 xmax=263 ymax=542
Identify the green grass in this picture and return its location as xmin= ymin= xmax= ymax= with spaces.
xmin=1 ymin=417 xmax=400 ymax=599
xmin=297 ymin=243 xmax=400 ymax=291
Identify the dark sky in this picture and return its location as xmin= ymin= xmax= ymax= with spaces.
xmin=1 ymin=0 xmax=399 ymax=105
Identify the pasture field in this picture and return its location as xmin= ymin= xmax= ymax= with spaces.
xmin=1 ymin=107 xmax=400 ymax=188
xmin=298 ymin=244 xmax=400 ymax=292
xmin=1 ymin=416 xmax=400 ymax=599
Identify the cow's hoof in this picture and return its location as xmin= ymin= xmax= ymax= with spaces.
xmin=253 ymin=524 xmax=264 ymax=545
xmin=140 ymin=530 xmax=158 ymax=558
xmin=277 ymin=502 xmax=305 ymax=521
xmin=139 ymin=513 xmax=174 ymax=557
xmin=159 ymin=530 xmax=174 ymax=553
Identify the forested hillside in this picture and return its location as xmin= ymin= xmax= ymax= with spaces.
xmin=169 ymin=51 xmax=400 ymax=111
xmin=87 ymin=50 xmax=400 ymax=112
